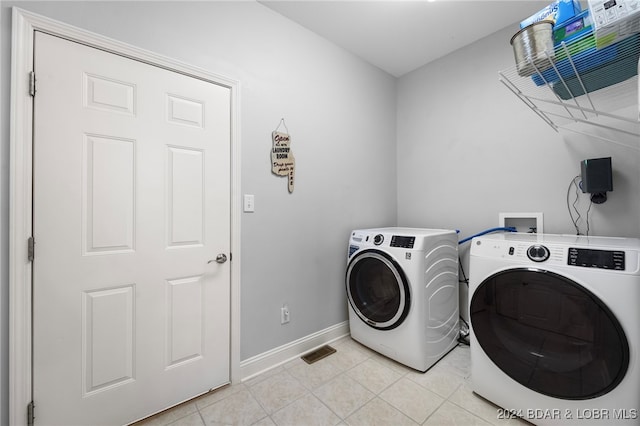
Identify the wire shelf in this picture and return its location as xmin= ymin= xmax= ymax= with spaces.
xmin=499 ymin=27 xmax=640 ymax=142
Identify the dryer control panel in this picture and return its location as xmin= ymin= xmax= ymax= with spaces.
xmin=568 ymin=248 xmax=625 ymax=270
xmin=390 ymin=235 xmax=415 ymax=248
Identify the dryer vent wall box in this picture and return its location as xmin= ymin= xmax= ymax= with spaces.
xmin=499 ymin=212 xmax=543 ymax=233
xmin=581 ymin=157 xmax=613 ymax=193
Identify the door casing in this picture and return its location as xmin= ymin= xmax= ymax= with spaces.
xmin=9 ymin=8 xmax=242 ymax=426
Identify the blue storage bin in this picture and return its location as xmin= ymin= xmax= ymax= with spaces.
xmin=531 ymin=32 xmax=620 ymax=86
xmin=552 ymin=35 xmax=640 ymax=99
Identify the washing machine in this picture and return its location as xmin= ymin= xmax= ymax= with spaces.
xmin=469 ymin=233 xmax=640 ymax=425
xmin=346 ymin=227 xmax=459 ymax=371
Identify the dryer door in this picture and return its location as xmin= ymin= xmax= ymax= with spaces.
xmin=470 ymin=268 xmax=629 ymax=400
xmin=346 ymin=249 xmax=411 ymax=330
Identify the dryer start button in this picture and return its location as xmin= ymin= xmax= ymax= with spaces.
xmin=527 ymin=244 xmax=550 ymax=262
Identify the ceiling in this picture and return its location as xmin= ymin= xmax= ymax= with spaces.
xmin=259 ymin=1 xmax=548 ymax=77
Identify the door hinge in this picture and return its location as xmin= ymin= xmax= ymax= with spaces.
xmin=29 ymin=71 xmax=36 ymax=97
xmin=28 ymin=236 xmax=35 ymax=262
xmin=27 ymin=401 xmax=35 ymax=426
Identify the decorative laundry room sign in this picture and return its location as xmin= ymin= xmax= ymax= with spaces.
xmin=271 ymin=120 xmax=295 ymax=193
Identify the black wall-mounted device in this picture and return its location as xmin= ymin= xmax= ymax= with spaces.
xmin=580 ymin=157 xmax=612 ymax=204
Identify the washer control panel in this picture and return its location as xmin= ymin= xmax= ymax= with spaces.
xmin=527 ymin=244 xmax=550 ymax=262
xmin=568 ymin=247 xmax=625 ymax=270
xmin=471 ymin=235 xmax=640 ymax=274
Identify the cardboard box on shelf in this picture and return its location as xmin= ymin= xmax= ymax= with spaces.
xmin=588 ymin=0 xmax=640 ymax=48
xmin=520 ymin=0 xmax=582 ymax=28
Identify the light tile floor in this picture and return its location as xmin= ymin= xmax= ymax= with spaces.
xmin=135 ymin=337 xmax=530 ymax=426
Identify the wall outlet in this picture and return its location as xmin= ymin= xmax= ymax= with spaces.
xmin=280 ymin=304 xmax=290 ymax=324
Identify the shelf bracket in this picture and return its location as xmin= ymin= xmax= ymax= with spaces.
xmin=560 ymin=41 xmax=598 ymax=117
xmin=529 ymin=53 xmax=578 ymax=122
xmin=499 ymin=72 xmax=558 ymax=132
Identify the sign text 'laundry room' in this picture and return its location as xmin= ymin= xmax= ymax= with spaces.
xmin=271 ymin=130 xmax=295 ymax=193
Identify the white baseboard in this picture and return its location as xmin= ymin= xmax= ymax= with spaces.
xmin=240 ymin=321 xmax=350 ymax=382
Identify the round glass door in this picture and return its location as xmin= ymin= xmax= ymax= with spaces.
xmin=470 ymin=268 xmax=629 ymax=400
xmin=346 ymin=249 xmax=411 ymax=330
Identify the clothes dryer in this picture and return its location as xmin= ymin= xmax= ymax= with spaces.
xmin=469 ymin=233 xmax=640 ymax=425
xmin=346 ymin=227 xmax=459 ymax=371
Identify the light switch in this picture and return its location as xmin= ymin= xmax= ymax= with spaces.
xmin=243 ymin=194 xmax=255 ymax=212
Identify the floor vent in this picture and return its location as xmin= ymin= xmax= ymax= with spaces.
xmin=301 ymin=345 xmax=336 ymax=364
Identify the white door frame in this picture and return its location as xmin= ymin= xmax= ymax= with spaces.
xmin=9 ymin=8 xmax=242 ymax=426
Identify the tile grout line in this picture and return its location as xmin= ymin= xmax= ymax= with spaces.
xmin=160 ymin=340 xmax=475 ymax=426
xmin=420 ymin=382 xmax=463 ymax=426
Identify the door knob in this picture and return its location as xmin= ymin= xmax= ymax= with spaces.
xmin=208 ymin=254 xmax=227 ymax=264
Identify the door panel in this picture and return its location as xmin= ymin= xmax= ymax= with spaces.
xmin=82 ymin=285 xmax=135 ymax=395
xmin=167 ymin=146 xmax=204 ymax=247
xmin=83 ymin=134 xmax=136 ymax=254
xmin=33 ymin=32 xmax=231 ymax=425
xmin=166 ymin=275 xmax=205 ymax=367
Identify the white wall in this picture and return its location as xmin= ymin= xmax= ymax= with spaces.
xmin=0 ymin=2 xmax=397 ymax=422
xmin=396 ymin=24 xmax=640 ymax=319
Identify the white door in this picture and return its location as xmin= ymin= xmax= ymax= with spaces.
xmin=32 ymin=32 xmax=231 ymax=425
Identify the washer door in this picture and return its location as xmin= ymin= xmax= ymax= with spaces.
xmin=346 ymin=249 xmax=411 ymax=330
xmin=470 ymin=268 xmax=629 ymax=400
